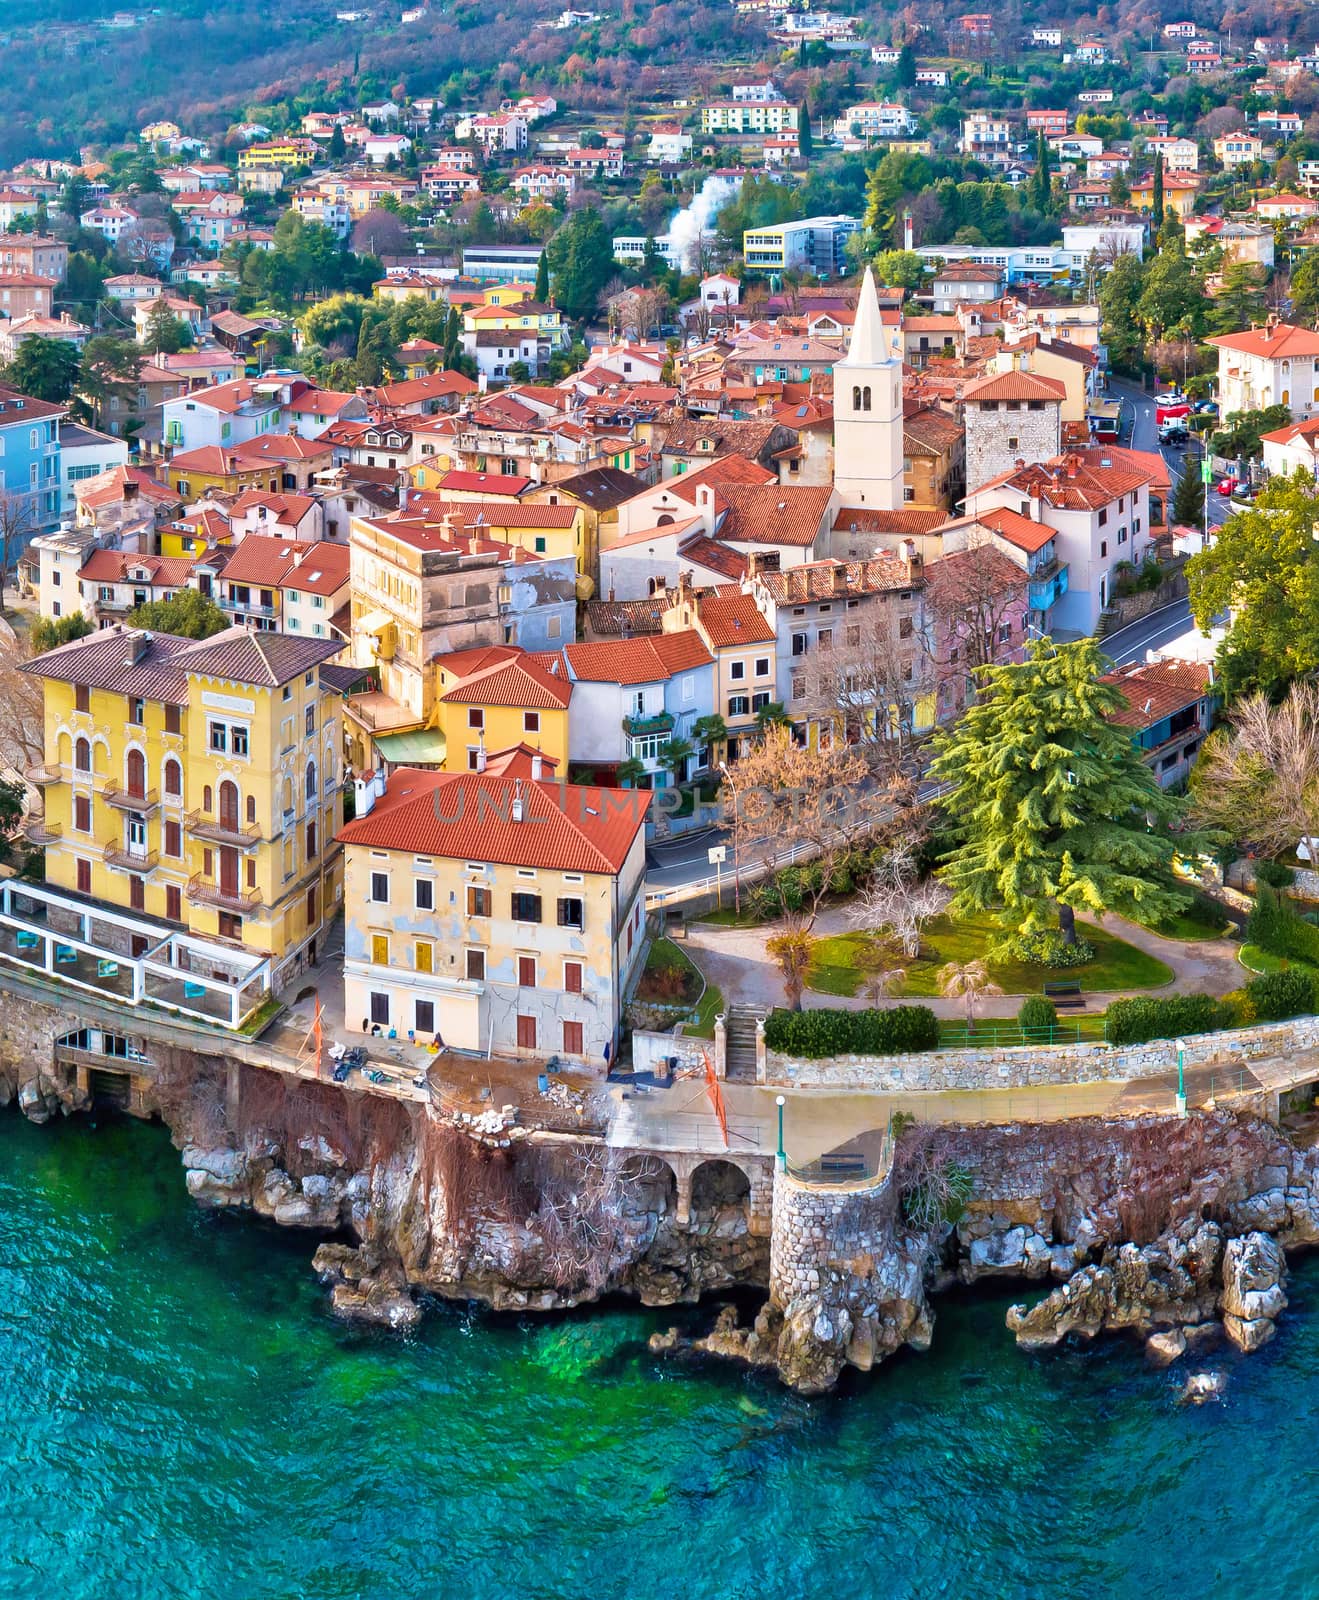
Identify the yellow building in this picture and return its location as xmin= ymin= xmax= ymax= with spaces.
xmin=401 ymin=489 xmax=589 ymax=574
xmin=338 ymin=754 xmax=650 ymax=1058
xmin=24 ymin=623 xmax=350 ymax=992
xmin=432 ymin=645 xmax=573 ymax=773
xmin=166 ymin=445 xmax=280 ymax=502
xmin=239 ymin=138 xmax=319 ymax=169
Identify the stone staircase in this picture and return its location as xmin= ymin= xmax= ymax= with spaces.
xmin=724 ymin=1005 xmax=762 ymax=1082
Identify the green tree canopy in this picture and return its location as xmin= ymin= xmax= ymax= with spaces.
xmin=545 ymin=207 xmax=614 ymax=321
xmin=871 ymin=249 xmax=925 ymax=291
xmin=30 ymin=611 xmax=92 ymax=653
xmin=126 ymin=589 xmax=228 ymax=639
xmin=1098 ymin=249 xmax=1146 ymax=373
xmin=929 ymin=638 xmax=1190 ymax=948
xmin=141 ymin=298 xmax=191 ymax=357
xmin=1136 ymin=238 xmax=1203 ymax=342
xmin=1291 ymin=250 xmax=1319 ymax=323
xmin=76 ymin=335 xmax=141 ymax=428
xmin=3 ymin=336 xmax=80 ymax=403
xmin=1171 ymin=460 xmax=1205 ymax=527
xmin=1210 ymin=260 xmax=1268 ymax=334
xmin=1186 ymin=469 xmax=1319 ymax=700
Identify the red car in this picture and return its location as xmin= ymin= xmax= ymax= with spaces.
xmin=1216 ymin=476 xmax=1237 ymax=495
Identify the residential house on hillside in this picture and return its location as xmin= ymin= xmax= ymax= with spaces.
xmin=1101 ymin=658 xmax=1216 ymax=788
xmin=1209 ymin=320 xmax=1319 ymax=420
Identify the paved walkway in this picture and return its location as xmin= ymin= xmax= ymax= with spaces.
xmin=606 ymin=1062 xmax=1275 ymax=1167
xmin=680 ymin=907 xmax=1247 ymax=1021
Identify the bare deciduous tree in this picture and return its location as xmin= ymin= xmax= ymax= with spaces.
xmin=1189 ymin=683 xmax=1319 ymax=863
xmin=0 ymin=626 xmax=49 ymax=770
xmin=0 ymin=489 xmax=36 ymax=618
xmin=848 ymin=830 xmax=947 ymax=957
xmin=723 ymin=725 xmax=875 ymax=924
xmin=795 ymin=596 xmax=932 ymax=782
xmin=922 ymin=537 xmax=1027 ymax=717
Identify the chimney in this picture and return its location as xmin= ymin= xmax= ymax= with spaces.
xmin=511 ymin=777 xmax=524 ymax=822
xmin=1015 ymin=457 xmax=1026 ymax=470
xmin=831 ymin=563 xmax=847 ymax=595
xmin=531 ymin=751 xmax=544 ymax=780
xmin=903 ymin=208 xmax=914 ymax=251
xmin=123 ymin=478 xmax=139 ymax=503
xmin=122 ymin=629 xmax=151 ymax=664
xmin=475 ymin=738 xmax=487 ymax=773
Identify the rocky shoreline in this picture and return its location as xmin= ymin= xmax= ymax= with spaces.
xmin=2 ymin=1050 xmax=1315 ymax=1392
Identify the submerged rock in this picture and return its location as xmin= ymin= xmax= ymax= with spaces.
xmin=1146 ymin=1328 xmax=1187 ymax=1366
xmin=1179 ymin=1369 xmax=1227 ymax=1405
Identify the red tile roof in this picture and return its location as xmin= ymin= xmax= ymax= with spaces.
xmin=1101 ymin=659 xmax=1212 ymax=729
xmin=1208 ymin=322 xmax=1319 ymax=359
xmin=962 ymin=370 xmax=1066 ymax=403
xmin=436 ymin=645 xmax=574 ymax=710
xmin=436 ymin=469 xmax=533 ymax=498
xmin=972 ymin=505 xmax=1056 ymax=554
xmin=337 ymin=767 xmax=649 ymax=874
xmin=541 ymin=630 xmax=714 ymax=686
xmin=77 ymin=550 xmax=196 ymax=586
xmin=686 ymin=588 xmax=776 ymax=647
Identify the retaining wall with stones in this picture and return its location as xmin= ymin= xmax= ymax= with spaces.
xmin=764 ymin=1015 xmax=1319 ymax=1093
xmin=769 ymin=1163 xmax=896 ymax=1306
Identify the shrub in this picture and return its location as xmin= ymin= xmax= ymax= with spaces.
xmin=1017 ymin=995 xmax=1058 ymax=1032
xmin=763 ymin=1005 xmax=940 ymax=1058
xmin=1247 ymin=885 xmax=1319 ymax=964
xmin=1014 ymin=930 xmax=1096 ymax=968
xmin=1256 ymin=860 xmax=1295 ymax=889
xmin=1106 ymin=993 xmax=1236 ymax=1046
xmin=1245 ymin=968 xmax=1318 ymax=1022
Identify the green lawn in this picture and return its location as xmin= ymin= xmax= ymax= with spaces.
xmin=806 ymin=933 xmax=877 ymax=997
xmin=896 ymin=914 xmax=1173 ymax=998
xmin=1132 ymin=893 xmax=1231 ymax=942
xmin=1240 ymin=943 xmax=1285 ymax=974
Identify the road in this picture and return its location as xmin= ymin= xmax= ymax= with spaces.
xmin=1108 ymin=375 xmax=1234 ymax=530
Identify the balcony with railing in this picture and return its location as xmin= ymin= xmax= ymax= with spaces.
xmin=1028 ymin=561 xmax=1069 ymax=612
xmin=103 ymin=843 xmax=159 ymax=873
xmin=185 ymin=875 xmax=263 ymax=914
xmin=219 ymin=592 xmax=279 ymax=619
xmin=185 ymin=810 xmax=263 ymax=849
xmin=23 ymin=817 xmax=61 ymax=845
xmin=25 ymin=762 xmax=65 ymax=787
xmin=621 ymin=710 xmax=675 ymax=738
xmin=102 ymin=785 xmax=159 ymax=814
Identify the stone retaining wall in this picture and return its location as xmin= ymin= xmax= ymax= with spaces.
xmin=765 ymin=1014 xmax=1319 ymax=1092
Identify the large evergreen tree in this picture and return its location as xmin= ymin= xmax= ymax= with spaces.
xmin=3 ymin=335 xmax=80 ymax=403
xmin=126 ymin=589 xmax=228 ymax=639
xmin=1152 ymin=152 xmax=1165 ymax=226
xmin=534 ymin=247 xmax=550 ymax=304
xmin=1172 ymin=459 xmax=1205 ymax=528
xmin=929 ymin=638 xmax=1191 ymax=950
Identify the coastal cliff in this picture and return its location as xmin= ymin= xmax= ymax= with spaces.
xmin=1 ymin=1047 xmax=1313 ymax=1391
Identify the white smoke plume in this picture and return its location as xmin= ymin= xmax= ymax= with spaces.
xmin=666 ymin=174 xmax=743 ymax=273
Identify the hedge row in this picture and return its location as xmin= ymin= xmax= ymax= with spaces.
xmin=1248 ymin=886 xmax=1319 ymax=965
xmin=1105 ymin=993 xmax=1236 ymax=1047
xmin=1246 ymin=968 xmax=1318 ymax=1022
xmin=763 ymin=1005 xmax=940 ymax=1058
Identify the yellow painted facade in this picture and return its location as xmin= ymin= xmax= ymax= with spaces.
xmin=432 ymin=667 xmax=570 ymax=775
xmin=33 ymin=643 xmax=345 ymax=982
xmin=166 ymin=459 xmax=276 ymax=500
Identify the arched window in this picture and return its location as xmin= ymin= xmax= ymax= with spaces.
xmin=75 ymin=736 xmax=91 ymax=774
xmin=126 ymin=748 xmax=146 ymax=798
xmin=305 ymin=759 xmax=317 ymax=801
xmin=219 ymin=780 xmax=239 ymax=832
xmin=163 ymin=758 xmax=182 ymax=798
xmin=246 ymin=794 xmax=257 ymax=824
xmin=282 ymin=777 xmax=294 ymax=813
xmin=852 ymin=385 xmax=862 ymax=410
xmin=1282 ymin=389 xmax=1291 ymax=406
xmin=203 ymin=784 xmax=213 ymax=813
xmin=862 ymin=386 xmax=872 ymax=412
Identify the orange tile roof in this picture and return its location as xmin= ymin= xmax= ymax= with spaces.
xmin=687 ymin=588 xmax=776 ymax=647
xmin=218 ymin=535 xmax=310 ymax=586
xmin=437 ymin=469 xmax=533 ymax=497
xmin=436 ymin=646 xmax=574 ymax=710
xmin=336 ymin=767 xmax=649 ymax=874
xmin=962 ymin=370 xmax=1066 ymax=403
xmin=1208 ymin=322 xmax=1319 ymax=359
xmin=972 ymin=505 xmax=1056 ymax=554
xmin=717 ymin=482 xmax=832 ymax=547
xmin=234 ymin=433 xmax=334 ymax=464
xmin=542 ymin=630 xmax=714 ymax=686
xmin=1101 ymin=659 xmax=1212 ymax=729
xmin=77 ymin=550 xmax=196 ymax=586
xmin=832 ymin=506 xmax=946 ymax=536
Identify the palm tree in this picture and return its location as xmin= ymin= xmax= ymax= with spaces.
xmin=937 ymin=959 xmax=1003 ymax=1033
xmin=658 ymin=737 xmax=694 ymax=785
xmin=767 ymin=927 xmax=816 ymax=1011
xmin=862 ymin=963 xmax=907 ymax=1008
xmin=615 ymin=757 xmax=646 ymax=788
xmin=692 ymin=713 xmax=727 ymax=767
xmin=754 ymin=701 xmax=790 ymax=732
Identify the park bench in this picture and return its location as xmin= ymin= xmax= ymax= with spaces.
xmin=1043 ymin=981 xmax=1085 ymax=1010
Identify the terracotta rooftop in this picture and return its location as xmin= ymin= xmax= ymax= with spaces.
xmin=962 ymin=370 xmax=1067 ymax=403
xmin=337 ymin=766 xmax=649 ymax=875
xmin=1209 ymin=322 xmax=1319 ymax=359
xmin=1101 ymin=659 xmax=1213 ymax=729
xmin=436 ymin=645 xmax=574 ymax=710
xmin=539 ymin=631 xmax=714 ymax=686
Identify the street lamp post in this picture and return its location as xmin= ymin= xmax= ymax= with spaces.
xmin=1175 ymin=1036 xmax=1187 ymax=1118
xmin=776 ymin=1094 xmax=786 ymax=1171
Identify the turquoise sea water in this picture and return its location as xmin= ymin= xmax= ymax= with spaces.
xmin=3 ymin=1110 xmax=1318 ymax=1600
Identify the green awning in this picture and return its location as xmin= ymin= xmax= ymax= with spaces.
xmin=373 ymin=728 xmax=447 ymax=767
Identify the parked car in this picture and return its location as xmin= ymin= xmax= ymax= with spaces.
xmin=1196 ymin=401 xmax=1219 ymax=415
xmin=1217 ymin=476 xmax=1237 ymax=495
